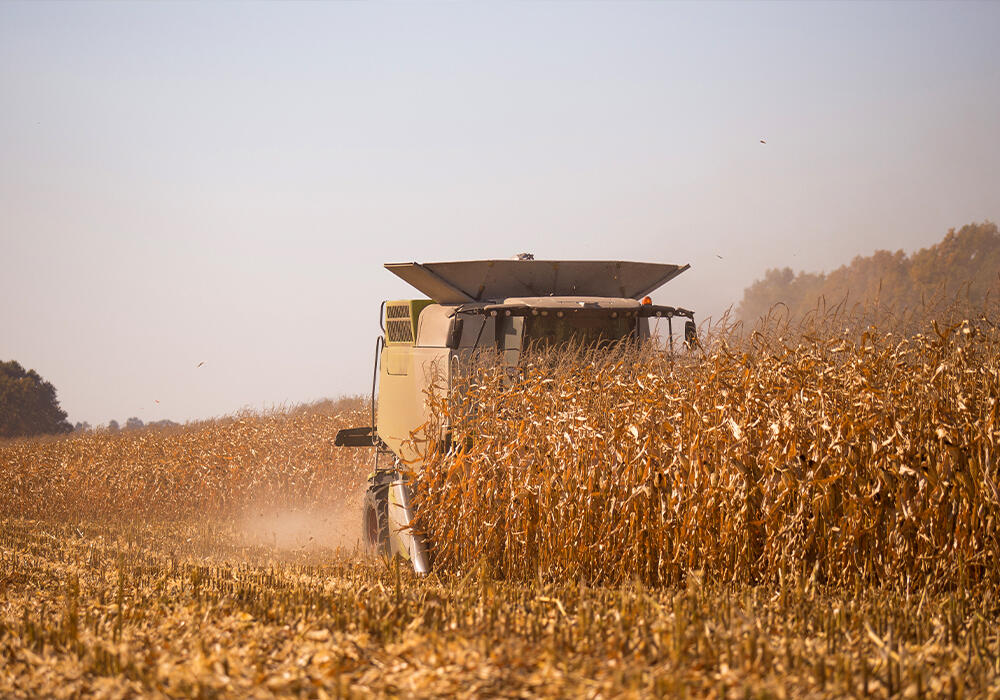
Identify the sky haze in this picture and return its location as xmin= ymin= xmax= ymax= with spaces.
xmin=2 ymin=1 xmax=998 ymax=424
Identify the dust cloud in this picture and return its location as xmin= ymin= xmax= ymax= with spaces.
xmin=238 ymin=491 xmax=365 ymax=553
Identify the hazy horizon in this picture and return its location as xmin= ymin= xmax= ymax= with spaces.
xmin=2 ymin=1 xmax=998 ymax=425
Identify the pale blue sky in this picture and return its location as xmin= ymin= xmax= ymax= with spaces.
xmin=2 ymin=1 xmax=998 ymax=424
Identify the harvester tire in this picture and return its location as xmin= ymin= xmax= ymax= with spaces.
xmin=362 ymin=487 xmax=390 ymax=556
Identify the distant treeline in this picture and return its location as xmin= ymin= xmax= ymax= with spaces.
xmin=73 ymin=417 xmax=180 ymax=433
xmin=738 ymin=221 xmax=1000 ymax=322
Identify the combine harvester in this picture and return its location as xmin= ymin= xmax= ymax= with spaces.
xmin=335 ymin=258 xmax=697 ymax=572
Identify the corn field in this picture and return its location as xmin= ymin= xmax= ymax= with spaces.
xmin=3 ymin=517 xmax=999 ymax=697
xmin=417 ymin=308 xmax=1000 ymax=590
xmin=3 ymin=307 xmax=1000 ymax=697
xmin=0 ymin=398 xmax=370 ymax=523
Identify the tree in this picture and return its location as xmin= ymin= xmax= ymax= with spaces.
xmin=0 ymin=361 xmax=73 ymax=438
xmin=738 ymin=221 xmax=1000 ymax=322
xmin=125 ymin=417 xmax=144 ymax=430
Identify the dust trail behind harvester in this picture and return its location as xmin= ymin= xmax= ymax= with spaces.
xmin=238 ymin=490 xmax=366 ymax=552
xmin=0 ymin=399 xmax=374 ymax=550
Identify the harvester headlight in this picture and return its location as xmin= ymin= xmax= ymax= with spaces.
xmin=642 ymin=296 xmax=652 ymax=305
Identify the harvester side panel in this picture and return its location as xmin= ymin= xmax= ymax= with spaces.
xmin=376 ymin=344 xmax=450 ymax=465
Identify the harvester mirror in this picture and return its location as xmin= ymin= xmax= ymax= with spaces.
xmin=446 ymin=317 xmax=465 ymax=349
xmin=684 ymin=320 xmax=698 ymax=348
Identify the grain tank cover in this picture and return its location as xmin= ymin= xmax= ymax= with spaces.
xmin=384 ymin=260 xmax=690 ymax=304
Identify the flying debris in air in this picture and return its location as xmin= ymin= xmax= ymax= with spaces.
xmin=716 ymin=255 xmax=724 ymax=260
xmin=196 ymin=361 xmax=205 ymax=368
xmin=760 ymin=138 xmax=767 ymax=144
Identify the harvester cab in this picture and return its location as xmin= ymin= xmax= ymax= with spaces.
xmin=335 ymin=259 xmax=695 ymax=572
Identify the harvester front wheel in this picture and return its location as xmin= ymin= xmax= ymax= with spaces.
xmin=361 ymin=487 xmax=389 ymax=556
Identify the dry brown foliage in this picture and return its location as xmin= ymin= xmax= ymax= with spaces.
xmin=3 ymin=308 xmax=1000 ymax=697
xmin=3 ymin=518 xmax=999 ymax=698
xmin=418 ymin=308 xmax=1000 ymax=590
xmin=0 ymin=398 xmax=371 ymax=522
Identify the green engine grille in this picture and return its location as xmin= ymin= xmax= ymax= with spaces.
xmin=384 ymin=300 xmax=433 ymax=345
